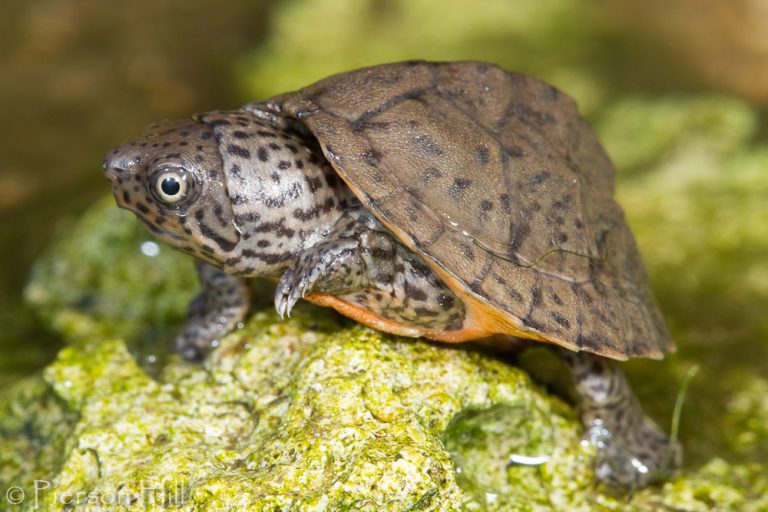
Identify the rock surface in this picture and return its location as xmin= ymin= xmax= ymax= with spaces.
xmin=0 ymin=197 xmax=764 ymax=510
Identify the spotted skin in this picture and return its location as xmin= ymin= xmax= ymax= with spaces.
xmin=103 ymin=60 xmax=679 ymax=487
xmin=178 ymin=260 xmax=251 ymax=360
xmin=559 ymin=348 xmax=681 ymax=487
xmin=275 ymin=207 xmax=466 ymax=330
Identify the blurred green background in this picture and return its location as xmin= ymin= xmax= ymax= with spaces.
xmin=1 ymin=0 xmax=766 ymax=484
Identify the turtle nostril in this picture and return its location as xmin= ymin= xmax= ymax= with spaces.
xmin=103 ymin=148 xmax=141 ymax=177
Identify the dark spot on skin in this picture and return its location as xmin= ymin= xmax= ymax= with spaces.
xmin=264 ymin=196 xmax=285 ymax=208
xmin=324 ymin=172 xmax=339 ymax=188
xmin=213 ymin=204 xmax=227 ymax=225
xmin=179 ymin=141 xmax=188 ymax=147
xmin=531 ymin=171 xmax=550 ymax=185
xmin=135 ymin=202 xmax=150 ymax=214
xmin=412 ymin=134 xmax=443 ymax=156
xmin=195 ymin=210 xmax=237 ymax=252
xmin=436 ymin=293 xmax=454 ymax=309
xmin=558 ymin=233 xmax=568 ymax=243
xmin=201 ymin=132 xmax=212 ymax=140
xmin=419 ymin=167 xmax=442 ymax=184
xmin=256 ymin=239 xmax=270 ymax=248
xmin=257 ymin=147 xmax=268 ymax=162
xmin=449 ymin=178 xmax=471 ymax=199
xmin=269 ymin=142 xmax=281 ymax=150
xmin=476 ymin=144 xmax=490 ymax=165
xmin=374 ymin=272 xmax=394 ymax=285
xmin=285 ymin=144 xmax=298 ymax=154
xmin=227 ymin=145 xmax=251 ymax=159
xmin=525 ymin=318 xmax=547 ymax=332
xmin=295 ymin=160 xmax=304 ymax=169
xmin=459 ymin=242 xmax=474 ymax=260
xmin=551 ymin=312 xmax=571 ymax=329
xmin=414 ymin=307 xmax=439 ymax=317
xmin=480 ymin=200 xmax=493 ymax=212
xmin=241 ymin=249 xmax=293 ymax=264
xmin=257 ymin=130 xmax=277 ymax=138
xmin=277 ymin=160 xmax=292 ymax=170
xmin=306 ymin=177 xmax=323 ymax=192
xmin=404 ymin=281 xmax=427 ymax=301
xmin=233 ymin=130 xmax=251 ymax=139
xmin=509 ymin=223 xmax=531 ymax=253
xmin=293 ymin=206 xmax=319 ymax=221
xmin=144 ymin=222 xmax=163 ymax=234
xmin=162 ymin=142 xmax=171 ymax=148
xmin=207 ymin=119 xmax=232 ymax=127
xmin=530 ymin=285 xmax=542 ymax=308
xmin=499 ymin=194 xmax=511 ymax=212
xmin=361 ymin=149 xmax=382 ymax=167
xmin=551 ymin=293 xmax=563 ymax=305
xmin=121 ymin=190 xmax=131 ymax=203
xmin=410 ymin=260 xmax=431 ymax=279
xmin=507 ymin=287 xmax=524 ymax=302
xmin=235 ymin=212 xmax=260 ymax=223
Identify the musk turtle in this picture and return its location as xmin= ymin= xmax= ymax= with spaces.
xmin=103 ymin=61 xmax=679 ymax=487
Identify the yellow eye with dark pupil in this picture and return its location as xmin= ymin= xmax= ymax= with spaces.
xmin=153 ymin=170 xmax=189 ymax=204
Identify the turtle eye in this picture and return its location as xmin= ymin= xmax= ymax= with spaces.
xmin=151 ymin=169 xmax=194 ymax=206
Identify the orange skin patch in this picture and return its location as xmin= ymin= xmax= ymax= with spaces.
xmin=305 ymin=292 xmax=494 ymax=341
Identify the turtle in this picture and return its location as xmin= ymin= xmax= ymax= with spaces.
xmin=102 ymin=60 xmax=680 ymax=487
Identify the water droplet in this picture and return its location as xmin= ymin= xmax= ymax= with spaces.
xmin=141 ymin=241 xmax=160 ymax=257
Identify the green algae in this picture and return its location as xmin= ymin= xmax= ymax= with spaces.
xmin=1 ymin=0 xmax=766 ymax=508
xmin=24 ymin=196 xmax=198 ymax=367
xmin=1 ymin=200 xmax=765 ymax=510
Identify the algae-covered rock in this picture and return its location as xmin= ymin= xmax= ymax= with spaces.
xmin=1 ymin=198 xmax=765 ymax=511
xmin=2 ymin=1 xmax=766 ymax=507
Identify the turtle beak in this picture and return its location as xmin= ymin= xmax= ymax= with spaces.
xmin=102 ymin=146 xmax=141 ymax=180
xmin=102 ymin=146 xmax=143 ymax=210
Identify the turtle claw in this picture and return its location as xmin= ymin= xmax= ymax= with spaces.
xmin=274 ymin=266 xmax=308 ymax=319
xmin=274 ymin=238 xmax=361 ymax=319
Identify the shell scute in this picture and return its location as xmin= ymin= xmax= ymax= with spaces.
xmin=266 ymin=61 xmax=672 ymax=359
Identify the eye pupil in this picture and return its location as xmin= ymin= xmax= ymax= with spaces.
xmin=161 ymin=176 xmax=181 ymax=196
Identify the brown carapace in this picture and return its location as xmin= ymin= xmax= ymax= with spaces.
xmin=103 ymin=61 xmax=679 ymax=487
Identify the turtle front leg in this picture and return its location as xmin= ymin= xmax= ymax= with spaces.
xmin=558 ymin=349 xmax=681 ymax=487
xmin=176 ymin=260 xmax=250 ymax=361
xmin=274 ymin=210 xmax=466 ymax=331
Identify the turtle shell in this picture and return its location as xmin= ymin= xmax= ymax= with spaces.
xmin=246 ymin=61 xmax=672 ymax=360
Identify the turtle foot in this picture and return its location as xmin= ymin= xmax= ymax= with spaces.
xmin=585 ymin=416 xmax=681 ymax=488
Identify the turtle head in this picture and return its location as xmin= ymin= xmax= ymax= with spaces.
xmin=102 ymin=118 xmax=240 ymax=265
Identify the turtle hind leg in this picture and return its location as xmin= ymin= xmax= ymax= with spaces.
xmin=557 ymin=348 xmax=681 ymax=487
